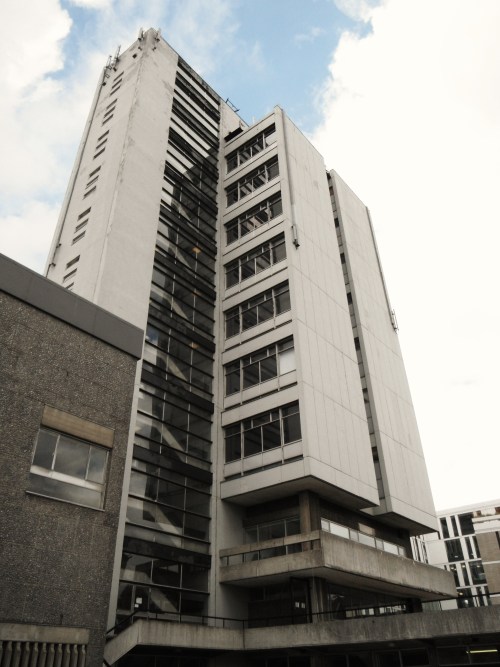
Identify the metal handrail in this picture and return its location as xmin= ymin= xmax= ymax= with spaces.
xmin=106 ymin=592 xmax=495 ymax=640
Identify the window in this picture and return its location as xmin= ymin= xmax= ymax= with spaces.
xmin=225 ymin=233 xmax=286 ymax=287
xmin=150 ymin=268 xmax=215 ymax=338
xmin=27 ymin=427 xmax=108 ymax=509
xmin=225 ymin=193 xmax=283 ymax=244
xmin=226 ymin=124 xmax=277 ymax=172
xmin=445 ymin=538 xmax=464 ymax=562
xmin=175 ymin=73 xmax=220 ymax=124
xmin=226 ymin=157 xmax=279 ymax=206
xmin=459 ymin=512 xmax=474 ymax=536
xmin=440 ymin=517 xmax=450 ymax=539
xmin=245 ymin=516 xmax=300 ymax=543
xmin=110 ymin=75 xmax=122 ymax=96
xmin=72 ymin=232 xmax=86 ymax=245
xmin=225 ymin=282 xmax=291 ymax=338
xmin=63 ymin=268 xmax=77 ymax=282
xmin=75 ymin=220 xmax=88 ymax=233
xmin=171 ymin=99 xmax=218 ymax=149
xmin=469 ymin=560 xmax=486 ymax=585
xmin=77 ymin=207 xmax=91 ymax=220
xmin=224 ymin=401 xmax=301 ymax=462
xmin=65 ymin=255 xmax=80 ymax=269
xmin=225 ymin=337 xmax=295 ymax=395
xmin=85 ymin=175 xmax=99 ymax=189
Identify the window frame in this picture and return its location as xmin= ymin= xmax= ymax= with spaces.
xmin=224 ymin=282 xmax=291 ymax=339
xmin=226 ymin=124 xmax=277 ymax=173
xmin=224 ymin=337 xmax=295 ymax=395
xmin=28 ymin=427 xmax=109 ymax=510
xmin=225 ymin=233 xmax=286 ymax=288
xmin=224 ymin=401 xmax=301 ymax=462
xmin=225 ymin=193 xmax=283 ymax=245
xmin=226 ymin=157 xmax=279 ymax=206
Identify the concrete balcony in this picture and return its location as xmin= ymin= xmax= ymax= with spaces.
xmin=219 ymin=530 xmax=456 ymax=600
xmin=104 ymin=606 xmax=500 ymax=664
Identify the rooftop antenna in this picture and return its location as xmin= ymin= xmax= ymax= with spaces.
xmin=153 ymin=28 xmax=161 ymax=49
xmin=138 ymin=27 xmax=144 ymax=49
xmin=112 ymin=45 xmax=121 ymax=70
xmin=102 ymin=55 xmax=112 ymax=85
xmin=225 ymin=98 xmax=239 ymax=113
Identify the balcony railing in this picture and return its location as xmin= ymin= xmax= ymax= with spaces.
xmin=220 ymin=532 xmax=320 ymax=565
xmin=106 ymin=593 xmax=494 ymax=640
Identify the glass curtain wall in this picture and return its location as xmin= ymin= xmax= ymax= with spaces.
xmin=118 ymin=60 xmax=221 ymax=621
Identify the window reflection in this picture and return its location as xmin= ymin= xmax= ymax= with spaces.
xmin=225 ymin=402 xmax=301 ymax=462
xmin=28 ymin=427 xmax=108 ymax=509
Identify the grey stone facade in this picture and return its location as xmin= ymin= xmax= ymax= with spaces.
xmin=0 ymin=255 xmax=142 ymax=667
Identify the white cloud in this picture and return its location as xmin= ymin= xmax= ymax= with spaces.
xmin=0 ymin=201 xmax=59 ymax=272
xmin=0 ymin=0 xmax=71 ymax=92
xmin=331 ymin=0 xmax=379 ymax=22
xmin=312 ymin=0 xmax=500 ymax=509
xmin=0 ymin=0 xmax=239 ymax=273
xmin=246 ymin=41 xmax=266 ymax=72
xmin=67 ymin=0 xmax=112 ymax=8
xmin=294 ymin=27 xmax=325 ymax=44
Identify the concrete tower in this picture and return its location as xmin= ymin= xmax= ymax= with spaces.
xmin=43 ymin=28 xmax=469 ymax=667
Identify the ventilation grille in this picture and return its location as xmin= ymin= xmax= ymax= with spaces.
xmin=0 ymin=641 xmax=86 ymax=667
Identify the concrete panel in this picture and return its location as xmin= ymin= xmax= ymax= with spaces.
xmin=42 ymin=405 xmax=114 ymax=447
xmin=330 ymin=170 xmax=437 ymax=532
xmin=275 ymin=113 xmax=378 ymax=508
xmin=220 ymin=530 xmax=456 ymax=599
xmin=0 ymin=624 xmax=89 ymax=644
xmin=243 ymin=606 xmax=500 ymax=650
xmin=104 ymin=606 xmax=500 ymax=661
xmin=46 ymin=31 xmax=177 ymax=332
xmin=0 ymin=255 xmax=143 ymax=358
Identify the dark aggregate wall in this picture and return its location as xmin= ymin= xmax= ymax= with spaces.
xmin=0 ymin=292 xmax=138 ymax=667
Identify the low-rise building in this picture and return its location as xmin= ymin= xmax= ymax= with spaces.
xmin=0 ymin=254 xmax=143 ymax=667
xmin=414 ymin=500 xmax=500 ymax=608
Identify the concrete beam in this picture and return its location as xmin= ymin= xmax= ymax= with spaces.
xmin=104 ymin=607 xmax=500 ymax=663
xmin=220 ymin=530 xmax=456 ymax=600
xmin=0 ymin=623 xmax=89 ymax=644
xmin=244 ymin=606 xmax=500 ymax=650
xmin=104 ymin=620 xmax=243 ymax=664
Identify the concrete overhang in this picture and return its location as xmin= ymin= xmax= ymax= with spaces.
xmin=219 ymin=530 xmax=457 ymax=601
xmin=221 ymin=469 xmax=377 ymax=511
xmin=104 ymin=607 xmax=500 ymax=664
xmin=242 ymin=606 xmax=500 ymax=651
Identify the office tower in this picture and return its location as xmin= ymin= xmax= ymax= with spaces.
xmin=41 ymin=27 xmax=498 ymax=666
xmin=414 ymin=500 xmax=500 ymax=608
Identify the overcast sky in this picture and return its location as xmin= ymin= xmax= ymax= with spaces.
xmin=1 ymin=0 xmax=499 ymax=512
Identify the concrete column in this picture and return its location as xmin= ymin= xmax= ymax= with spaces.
xmin=299 ymin=491 xmax=321 ymax=533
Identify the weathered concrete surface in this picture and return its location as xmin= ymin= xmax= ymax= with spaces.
xmin=104 ymin=620 xmax=243 ymax=664
xmin=244 ymin=606 xmax=500 ymax=650
xmin=104 ymin=606 xmax=500 ymax=663
xmin=220 ymin=530 xmax=456 ymax=599
xmin=0 ymin=285 xmax=139 ymax=667
xmin=0 ymin=624 xmax=89 ymax=644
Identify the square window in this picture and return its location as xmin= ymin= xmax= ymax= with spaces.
xmin=28 ymin=427 xmax=108 ymax=509
xmin=244 ymin=426 xmax=262 ymax=457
